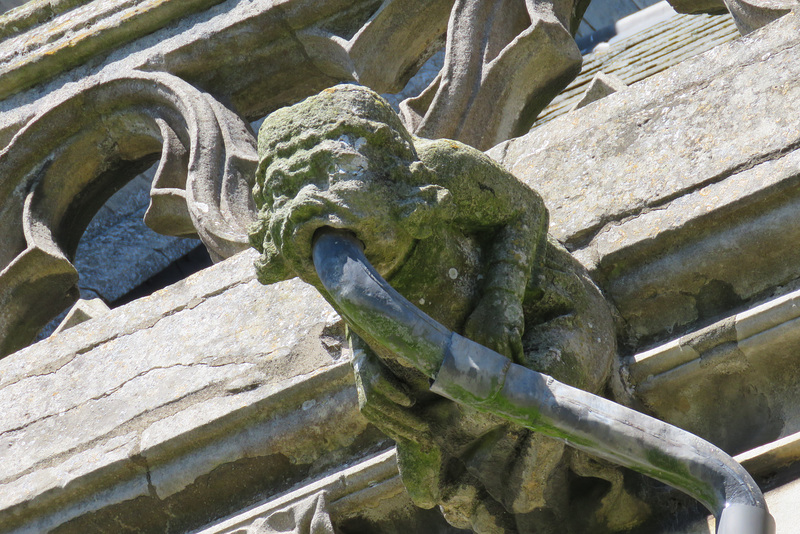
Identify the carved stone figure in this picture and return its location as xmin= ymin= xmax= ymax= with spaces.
xmin=250 ymin=85 xmax=647 ymax=533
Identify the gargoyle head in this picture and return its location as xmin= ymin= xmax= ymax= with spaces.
xmin=251 ymin=85 xmax=439 ymax=287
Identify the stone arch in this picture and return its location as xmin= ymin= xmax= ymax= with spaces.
xmin=0 ymin=71 xmax=257 ymax=356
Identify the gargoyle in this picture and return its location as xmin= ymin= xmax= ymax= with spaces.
xmin=249 ymin=85 xmax=647 ymax=533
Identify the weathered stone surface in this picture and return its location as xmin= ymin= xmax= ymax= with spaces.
xmin=489 ymin=10 xmax=800 ymax=347
xmin=0 ymin=0 xmax=587 ymax=155
xmin=0 ymin=0 xmax=447 ymax=145
xmin=584 ymin=147 xmax=800 ymax=345
xmin=0 ymin=249 xmax=387 ymax=534
xmin=738 ymin=432 xmax=800 ymax=478
xmin=192 ymin=429 xmax=800 ymax=533
xmin=251 ymin=86 xmax=649 ymax=534
xmin=0 ymin=69 xmax=258 ymax=357
xmin=0 ymin=0 xmax=691 ymax=362
xmin=0 ymin=0 xmax=227 ymax=101
xmin=2 ymin=2 xmax=800 ymax=534
xmin=623 ymin=284 xmax=800 ymax=454
xmin=197 ymin=450 xmax=459 ymax=534
xmin=0 ymin=0 xmax=498 ymax=357
xmin=252 ymin=492 xmax=336 ymax=534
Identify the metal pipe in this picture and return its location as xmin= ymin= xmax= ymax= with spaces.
xmin=312 ymin=229 xmax=775 ymax=534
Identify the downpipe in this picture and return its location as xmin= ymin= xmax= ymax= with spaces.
xmin=312 ymin=230 xmax=775 ymax=534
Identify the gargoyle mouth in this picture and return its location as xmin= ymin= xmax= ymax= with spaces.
xmin=269 ymin=195 xmax=357 ymax=263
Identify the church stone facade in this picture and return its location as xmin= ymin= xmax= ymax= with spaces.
xmin=1 ymin=1 xmax=800 ymax=533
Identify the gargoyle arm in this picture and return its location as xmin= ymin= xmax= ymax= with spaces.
xmin=415 ymin=138 xmax=548 ymax=359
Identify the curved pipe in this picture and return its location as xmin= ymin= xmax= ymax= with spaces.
xmin=312 ymin=230 xmax=774 ymax=534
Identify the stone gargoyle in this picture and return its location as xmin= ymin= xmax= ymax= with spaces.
xmin=248 ymin=85 xmax=652 ymax=533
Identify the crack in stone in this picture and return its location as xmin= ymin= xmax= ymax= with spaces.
xmin=0 ymin=349 xmax=339 ymax=490
xmin=0 ymin=359 xmax=352 ymax=524
xmin=0 ymin=361 xmax=241 ymax=438
xmin=0 ymin=363 xmax=253 ymax=487
xmin=132 ymin=453 xmax=160 ymax=500
xmin=1 ymin=276 xmax=254 ymax=390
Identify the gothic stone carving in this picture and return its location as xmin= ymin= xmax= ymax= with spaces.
xmin=400 ymin=0 xmax=587 ymax=150
xmin=0 ymin=0 xmax=599 ymax=358
xmin=250 ymin=85 xmax=648 ymax=533
xmin=249 ymin=0 xmax=591 ymax=151
xmin=0 ymin=70 xmax=257 ymax=357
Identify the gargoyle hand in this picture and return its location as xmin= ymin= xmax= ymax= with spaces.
xmin=350 ymin=335 xmax=431 ymax=443
xmin=350 ymin=334 xmax=446 ymax=508
xmin=464 ymin=288 xmax=524 ymax=362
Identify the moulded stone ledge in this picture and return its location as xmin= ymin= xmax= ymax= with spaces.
xmin=581 ymin=147 xmax=800 ymax=346
xmin=0 ymin=0 xmax=226 ymax=101
xmin=0 ymin=249 xmax=387 ymax=534
xmin=5 ymin=247 xmax=797 ymax=532
xmin=193 ymin=450 xmax=408 ymax=534
xmin=193 ymin=428 xmax=800 ymax=534
xmin=624 ymin=284 xmax=800 ymax=454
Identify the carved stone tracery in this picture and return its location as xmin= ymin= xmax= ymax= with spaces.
xmin=0 ymin=70 xmax=257 ymax=356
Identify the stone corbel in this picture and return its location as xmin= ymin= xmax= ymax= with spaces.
xmin=0 ymin=71 xmax=257 ymax=357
